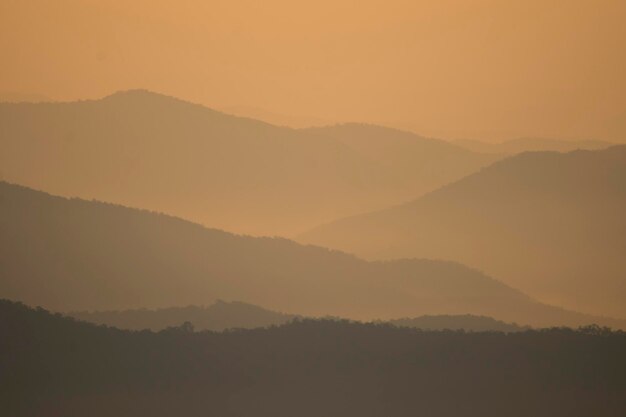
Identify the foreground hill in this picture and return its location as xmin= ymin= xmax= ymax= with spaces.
xmin=2 ymin=299 xmax=625 ymax=417
xmin=0 ymin=90 xmax=495 ymax=236
xmin=299 ymin=146 xmax=626 ymax=319
xmin=2 ymin=181 xmax=622 ymax=328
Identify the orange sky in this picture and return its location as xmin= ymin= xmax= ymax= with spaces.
xmin=1 ymin=0 xmax=625 ymax=141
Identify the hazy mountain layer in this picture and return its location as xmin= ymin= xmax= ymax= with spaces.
xmin=299 ymin=146 xmax=626 ymax=318
xmin=304 ymin=123 xmax=495 ymax=201
xmin=2 ymin=299 xmax=625 ymax=417
xmin=0 ymin=90 xmax=496 ymax=236
xmin=71 ymin=300 xmax=525 ymax=333
xmin=71 ymin=300 xmax=296 ymax=332
xmin=1 ymin=181 xmax=624 ymax=328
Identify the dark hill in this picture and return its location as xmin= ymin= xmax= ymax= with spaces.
xmin=1 ymin=299 xmax=625 ymax=417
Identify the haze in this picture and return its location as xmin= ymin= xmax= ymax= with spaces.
xmin=2 ymin=0 xmax=625 ymax=141
xmin=2 ymin=2 xmax=626 ymax=415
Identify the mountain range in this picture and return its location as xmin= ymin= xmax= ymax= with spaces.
xmin=299 ymin=146 xmax=626 ymax=319
xmin=0 ymin=90 xmax=496 ymax=236
xmin=70 ymin=300 xmax=526 ymax=332
xmin=1 ymin=181 xmax=623 ymax=328
xmin=71 ymin=300 xmax=296 ymax=332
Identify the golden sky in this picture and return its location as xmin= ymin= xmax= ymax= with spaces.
xmin=1 ymin=0 xmax=625 ymax=141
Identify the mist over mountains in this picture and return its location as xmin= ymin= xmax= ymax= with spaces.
xmin=2 ymin=90 xmax=624 ymax=324
xmin=3 ymin=181 xmax=622 ymax=328
xmin=0 ymin=90 xmax=495 ymax=236
xmin=300 ymin=146 xmax=626 ymax=319
xmin=3 ymin=2 xmax=625 ymax=415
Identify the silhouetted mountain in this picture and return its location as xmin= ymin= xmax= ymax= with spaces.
xmin=71 ymin=300 xmax=296 ymax=331
xmin=300 ymin=146 xmax=626 ymax=319
xmin=0 ymin=90 xmax=497 ymax=236
xmin=2 ymin=299 xmax=625 ymax=417
xmin=391 ymin=314 xmax=527 ymax=333
xmin=1 ymin=181 xmax=624 ymax=328
xmin=71 ymin=301 xmax=524 ymax=333
xmin=454 ymin=137 xmax=614 ymax=154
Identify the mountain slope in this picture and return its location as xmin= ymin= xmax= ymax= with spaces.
xmin=1 ymin=181 xmax=621 ymax=328
xmin=2 ymin=299 xmax=625 ymax=417
xmin=299 ymin=146 xmax=626 ymax=318
xmin=304 ymin=123 xmax=496 ymax=205
xmin=0 ymin=90 xmax=496 ymax=236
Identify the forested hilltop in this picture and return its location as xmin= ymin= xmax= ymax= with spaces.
xmin=2 ymin=299 xmax=625 ymax=417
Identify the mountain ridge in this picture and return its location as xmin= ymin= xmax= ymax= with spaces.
xmin=0 ymin=89 xmax=498 ymax=236
xmin=1 ymin=180 xmax=624 ymax=329
xmin=70 ymin=300 xmax=528 ymax=333
xmin=2 ymin=298 xmax=625 ymax=417
xmin=299 ymin=146 xmax=626 ymax=318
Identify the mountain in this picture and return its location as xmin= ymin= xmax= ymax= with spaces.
xmin=454 ymin=137 xmax=614 ymax=154
xmin=2 ymin=181 xmax=622 ymax=328
xmin=71 ymin=300 xmax=296 ymax=332
xmin=299 ymin=146 xmax=626 ymax=319
xmin=71 ymin=301 xmax=523 ymax=333
xmin=2 ymin=299 xmax=625 ymax=417
xmin=303 ymin=123 xmax=496 ymax=203
xmin=0 ymin=90 xmax=496 ymax=236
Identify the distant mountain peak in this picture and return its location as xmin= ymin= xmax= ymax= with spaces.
xmin=101 ymin=89 xmax=184 ymax=103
